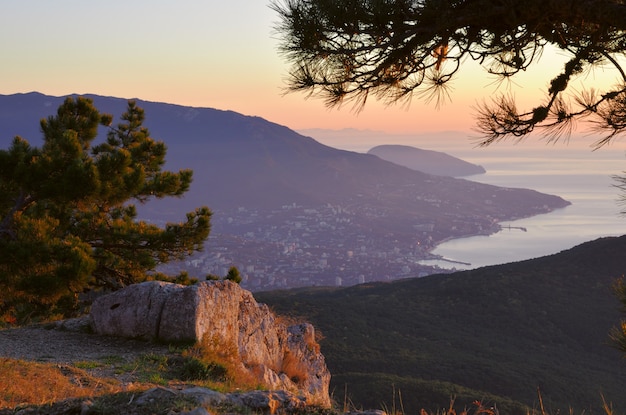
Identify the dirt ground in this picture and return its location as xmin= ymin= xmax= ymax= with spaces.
xmin=0 ymin=317 xmax=174 ymax=379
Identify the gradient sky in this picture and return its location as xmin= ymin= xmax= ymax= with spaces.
xmin=0 ymin=1 xmax=621 ymax=135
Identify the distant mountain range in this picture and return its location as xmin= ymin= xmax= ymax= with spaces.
xmin=257 ymin=235 xmax=626 ymax=414
xmin=0 ymin=92 xmax=570 ymax=288
xmin=368 ymin=144 xmax=486 ymax=177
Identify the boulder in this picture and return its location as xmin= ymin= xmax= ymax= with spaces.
xmin=89 ymin=280 xmax=331 ymax=407
xmin=89 ymin=281 xmax=182 ymax=340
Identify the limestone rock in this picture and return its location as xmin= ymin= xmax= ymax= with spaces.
xmin=89 ymin=280 xmax=331 ymax=407
xmin=228 ymin=390 xmax=307 ymax=413
xmin=158 ymin=280 xmax=284 ymax=375
xmin=89 ymin=281 xmax=182 ymax=340
xmin=180 ymin=387 xmax=228 ymax=406
xmin=134 ymin=386 xmax=178 ymax=406
xmin=179 ymin=408 xmax=211 ymax=415
xmin=284 ymin=323 xmax=331 ymax=406
xmin=52 ymin=315 xmax=91 ymax=332
xmin=132 ymin=387 xmax=315 ymax=414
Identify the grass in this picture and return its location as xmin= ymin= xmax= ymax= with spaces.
xmin=1 ymin=390 xmax=202 ymax=415
xmin=281 ymin=349 xmax=311 ymax=385
xmin=181 ymin=334 xmax=263 ymax=391
xmin=74 ymin=360 xmax=103 ymax=370
xmin=0 ymin=354 xmax=619 ymax=415
xmin=0 ymin=358 xmax=120 ymax=409
xmin=0 ymin=336 xmax=266 ymax=413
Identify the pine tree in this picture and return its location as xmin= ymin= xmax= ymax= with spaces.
xmin=225 ymin=266 xmax=242 ymax=284
xmin=272 ymin=0 xmax=626 ymax=147
xmin=0 ymin=97 xmax=211 ymax=322
xmin=272 ymin=0 xmax=626 ymax=354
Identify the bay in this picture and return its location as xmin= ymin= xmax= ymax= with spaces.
xmin=304 ymin=129 xmax=626 ymax=270
xmin=423 ymin=146 xmax=626 ymax=269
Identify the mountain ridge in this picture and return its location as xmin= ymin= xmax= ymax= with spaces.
xmin=0 ymin=91 xmax=568 ymax=214
xmin=368 ymin=144 xmax=486 ymax=177
xmin=0 ymin=92 xmax=571 ymax=288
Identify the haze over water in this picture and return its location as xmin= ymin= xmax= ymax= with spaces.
xmin=432 ymin=151 xmax=626 ymax=269
xmin=305 ymin=129 xmax=626 ymax=270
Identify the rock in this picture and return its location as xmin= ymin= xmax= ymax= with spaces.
xmin=89 ymin=281 xmax=183 ymax=340
xmin=89 ymin=280 xmax=331 ymax=407
xmin=180 ymin=387 xmax=228 ymax=406
xmin=227 ymin=390 xmax=307 ymax=413
xmin=135 ymin=386 xmax=178 ymax=406
xmin=80 ymin=399 xmax=93 ymax=415
xmin=52 ymin=316 xmax=91 ymax=332
xmin=159 ymin=280 xmax=284 ymax=376
xmin=284 ymin=323 xmax=331 ymax=405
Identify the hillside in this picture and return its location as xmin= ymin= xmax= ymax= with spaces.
xmin=0 ymin=92 xmax=570 ymax=289
xmin=368 ymin=144 xmax=486 ymax=177
xmin=257 ymin=235 xmax=626 ymax=414
xmin=0 ymin=318 xmax=327 ymax=415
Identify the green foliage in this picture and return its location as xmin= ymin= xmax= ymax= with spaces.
xmin=257 ymin=235 xmax=626 ymax=414
xmin=0 ymin=97 xmax=211 ymax=323
xmin=153 ymin=271 xmax=199 ymax=286
xmin=178 ymin=356 xmax=228 ymax=382
xmin=224 ymin=266 xmax=242 ymax=284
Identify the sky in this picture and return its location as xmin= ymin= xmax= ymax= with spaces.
xmin=0 ymin=1 xmax=623 ymax=137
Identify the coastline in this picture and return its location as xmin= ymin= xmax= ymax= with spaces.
xmin=420 ymin=221 xmax=538 ymax=270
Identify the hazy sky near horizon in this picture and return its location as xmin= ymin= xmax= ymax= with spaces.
xmin=0 ymin=1 xmax=622 ymax=137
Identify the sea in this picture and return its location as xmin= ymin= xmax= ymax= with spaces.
xmin=305 ymin=129 xmax=626 ymax=270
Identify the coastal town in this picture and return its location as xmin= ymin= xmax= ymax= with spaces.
xmin=159 ymin=201 xmax=500 ymax=290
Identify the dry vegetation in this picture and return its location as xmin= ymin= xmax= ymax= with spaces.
xmin=0 ymin=358 xmax=121 ymax=408
xmin=0 ymin=338 xmax=251 ymax=414
xmin=0 ymin=326 xmax=321 ymax=414
xmin=181 ymin=334 xmax=262 ymax=391
xmin=0 ymin=350 xmax=618 ymax=415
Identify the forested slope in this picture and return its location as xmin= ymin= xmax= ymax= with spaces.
xmin=257 ymin=235 xmax=626 ymax=414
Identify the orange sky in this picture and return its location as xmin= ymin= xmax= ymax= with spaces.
xmin=0 ymin=1 xmax=622 ymax=136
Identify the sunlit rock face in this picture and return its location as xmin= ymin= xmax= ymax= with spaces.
xmin=90 ymin=280 xmax=331 ymax=407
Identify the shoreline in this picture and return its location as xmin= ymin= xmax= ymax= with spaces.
xmin=421 ymin=221 xmax=532 ymax=269
xmin=423 ymin=253 xmax=472 ymax=266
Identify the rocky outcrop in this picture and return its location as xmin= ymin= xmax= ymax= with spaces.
xmin=89 ymin=280 xmax=331 ymax=407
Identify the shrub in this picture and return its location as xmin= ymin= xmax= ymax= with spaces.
xmin=281 ymin=350 xmax=309 ymax=384
xmin=182 ymin=335 xmax=259 ymax=389
xmin=179 ymin=356 xmax=228 ymax=382
xmin=224 ymin=266 xmax=242 ymax=284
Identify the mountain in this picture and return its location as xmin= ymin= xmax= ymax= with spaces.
xmin=0 ymin=92 xmax=570 ymax=288
xmin=0 ymin=92 xmax=552 ymax=212
xmin=257 ymin=235 xmax=626 ymax=414
xmin=368 ymin=144 xmax=486 ymax=177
